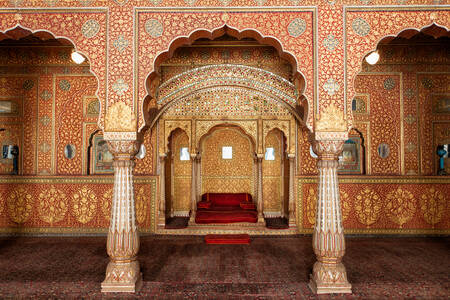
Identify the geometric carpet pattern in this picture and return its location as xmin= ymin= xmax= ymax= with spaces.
xmin=0 ymin=236 xmax=448 ymax=299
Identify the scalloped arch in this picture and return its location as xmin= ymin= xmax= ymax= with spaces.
xmin=0 ymin=25 xmax=103 ymax=130
xmin=349 ymin=22 xmax=449 ymax=133
xmin=141 ymin=25 xmax=309 ymax=132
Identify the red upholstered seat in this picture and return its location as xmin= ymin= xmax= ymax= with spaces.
xmin=196 ymin=193 xmax=257 ymax=224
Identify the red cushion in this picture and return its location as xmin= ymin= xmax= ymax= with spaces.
xmin=202 ymin=193 xmax=252 ymax=207
xmin=197 ymin=201 xmax=211 ymax=209
xmin=240 ymin=202 xmax=256 ymax=210
xmin=195 ymin=210 xmax=257 ymax=224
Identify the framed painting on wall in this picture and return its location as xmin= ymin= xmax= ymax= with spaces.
xmin=338 ymin=136 xmax=363 ymax=175
xmin=432 ymin=94 xmax=450 ymax=114
xmin=91 ymin=135 xmax=114 ymax=174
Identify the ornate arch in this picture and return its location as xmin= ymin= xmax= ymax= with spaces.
xmin=161 ymin=121 xmax=191 ymax=155
xmin=0 ymin=9 xmax=107 ymax=130
xmin=345 ymin=7 xmax=449 ymax=130
xmin=197 ymin=123 xmax=257 ymax=155
xmin=137 ymin=14 xmax=315 ymax=131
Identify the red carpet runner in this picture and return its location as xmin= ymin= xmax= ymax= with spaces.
xmin=205 ymin=234 xmax=250 ymax=245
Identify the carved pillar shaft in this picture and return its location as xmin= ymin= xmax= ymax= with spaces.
xmin=189 ymin=154 xmax=197 ymax=223
xmin=256 ymin=155 xmax=264 ymax=223
xmin=102 ymin=139 xmax=142 ymax=293
xmin=158 ymin=154 xmax=166 ymax=226
xmin=288 ymin=154 xmax=296 ymax=226
xmin=309 ymin=140 xmax=351 ymax=294
xmin=196 ymin=156 xmax=202 ymax=203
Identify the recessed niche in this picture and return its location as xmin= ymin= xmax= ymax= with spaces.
xmin=64 ymin=144 xmax=76 ymax=159
xmin=222 ymin=146 xmax=232 ymax=159
xmin=265 ymin=147 xmax=275 ymax=160
xmin=180 ymin=147 xmax=190 ymax=161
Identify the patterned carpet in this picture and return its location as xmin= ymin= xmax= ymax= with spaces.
xmin=0 ymin=235 xmax=448 ymax=299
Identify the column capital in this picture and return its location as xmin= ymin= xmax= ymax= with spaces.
xmin=312 ymin=139 xmax=345 ymax=160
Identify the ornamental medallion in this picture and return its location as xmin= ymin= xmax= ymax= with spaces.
xmin=38 ymin=186 xmax=67 ymax=224
xmin=72 ymin=186 xmax=97 ymax=224
xmin=355 ymin=188 xmax=381 ymax=227
xmin=7 ymin=187 xmax=33 ymax=224
xmin=385 ymin=188 xmax=415 ymax=228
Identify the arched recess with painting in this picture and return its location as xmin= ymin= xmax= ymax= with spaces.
xmin=142 ymin=27 xmax=308 ymax=232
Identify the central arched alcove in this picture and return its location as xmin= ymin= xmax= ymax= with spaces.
xmin=150 ymin=33 xmax=302 ymax=230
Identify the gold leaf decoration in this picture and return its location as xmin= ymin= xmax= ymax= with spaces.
xmin=38 ymin=186 xmax=67 ymax=224
xmin=72 ymin=186 xmax=97 ymax=224
xmin=7 ymin=187 xmax=33 ymax=224
xmin=135 ymin=187 xmax=148 ymax=224
xmin=385 ymin=188 xmax=415 ymax=228
xmin=315 ymin=104 xmax=347 ymax=132
xmin=102 ymin=189 xmax=113 ymax=221
xmin=420 ymin=187 xmax=445 ymax=227
xmin=340 ymin=190 xmax=351 ymax=222
xmin=104 ymin=101 xmax=137 ymax=132
xmin=306 ymin=188 xmax=317 ymax=225
xmin=355 ymin=188 xmax=382 ymax=227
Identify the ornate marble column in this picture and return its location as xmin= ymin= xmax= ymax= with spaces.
xmin=101 ymin=138 xmax=142 ymax=293
xmin=158 ymin=154 xmax=167 ymax=227
xmin=287 ymin=154 xmax=296 ymax=227
xmin=309 ymin=139 xmax=351 ymax=294
xmin=189 ymin=153 xmax=197 ymax=224
xmin=256 ymin=154 xmax=265 ymax=224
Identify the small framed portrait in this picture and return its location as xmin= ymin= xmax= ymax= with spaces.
xmin=91 ymin=136 xmax=114 ymax=174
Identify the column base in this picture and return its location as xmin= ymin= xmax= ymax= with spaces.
xmin=101 ymin=260 xmax=143 ymax=293
xmin=157 ymin=216 xmax=166 ymax=227
xmin=288 ymin=214 xmax=297 ymax=228
xmin=257 ymin=216 xmax=265 ymax=225
xmin=308 ymin=262 xmax=352 ymax=294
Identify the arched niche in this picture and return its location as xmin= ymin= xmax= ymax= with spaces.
xmin=263 ymin=128 xmax=288 ymax=218
xmin=0 ymin=12 xmax=107 ymax=130
xmin=0 ymin=26 xmax=100 ymax=175
xmin=140 ymin=25 xmax=310 ymax=132
xmin=347 ymin=15 xmax=450 ymax=127
xmin=352 ymin=24 xmax=449 ymax=176
xmin=199 ymin=125 xmax=256 ymax=197
xmin=166 ymin=128 xmax=192 ymax=217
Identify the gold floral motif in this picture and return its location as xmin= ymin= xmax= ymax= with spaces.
xmin=7 ymin=187 xmax=33 ymax=224
xmin=104 ymin=102 xmax=137 ymax=132
xmin=355 ymin=188 xmax=381 ymax=227
xmin=385 ymin=188 xmax=415 ymax=228
xmin=306 ymin=188 xmax=317 ymax=225
xmin=0 ymin=192 xmax=4 ymax=216
xmin=72 ymin=186 xmax=97 ymax=224
xmin=420 ymin=188 xmax=446 ymax=227
xmin=102 ymin=189 xmax=113 ymax=221
xmin=340 ymin=190 xmax=351 ymax=222
xmin=315 ymin=104 xmax=347 ymax=132
xmin=135 ymin=187 xmax=148 ymax=225
xmin=38 ymin=186 xmax=67 ymax=224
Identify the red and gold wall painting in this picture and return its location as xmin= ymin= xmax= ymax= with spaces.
xmin=0 ymin=3 xmax=448 ymax=235
xmin=0 ymin=177 xmax=156 ymax=234
xmin=299 ymin=177 xmax=450 ymax=233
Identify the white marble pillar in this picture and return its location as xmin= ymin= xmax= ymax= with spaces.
xmin=102 ymin=139 xmax=142 ymax=293
xmin=256 ymin=154 xmax=264 ymax=223
xmin=158 ymin=154 xmax=166 ymax=227
xmin=189 ymin=153 xmax=197 ymax=224
xmin=288 ymin=154 xmax=296 ymax=227
xmin=309 ymin=140 xmax=351 ymax=294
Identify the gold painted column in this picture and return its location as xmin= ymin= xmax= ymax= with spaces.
xmin=309 ymin=139 xmax=351 ymax=294
xmin=256 ymin=154 xmax=265 ymax=223
xmin=158 ymin=154 xmax=167 ymax=227
xmin=288 ymin=154 xmax=296 ymax=227
xmin=196 ymin=154 xmax=202 ymax=203
xmin=101 ymin=138 xmax=142 ymax=293
xmin=189 ymin=153 xmax=197 ymax=224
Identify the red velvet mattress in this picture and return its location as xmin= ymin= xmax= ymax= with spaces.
xmin=195 ymin=210 xmax=257 ymax=224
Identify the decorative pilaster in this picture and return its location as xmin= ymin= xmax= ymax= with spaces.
xmin=309 ymin=139 xmax=351 ymax=294
xmin=189 ymin=153 xmax=197 ymax=224
xmin=196 ymin=155 xmax=202 ymax=203
xmin=288 ymin=154 xmax=296 ymax=227
xmin=158 ymin=154 xmax=167 ymax=227
xmin=256 ymin=154 xmax=265 ymax=224
xmin=101 ymin=138 xmax=142 ymax=293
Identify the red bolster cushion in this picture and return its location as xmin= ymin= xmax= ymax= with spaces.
xmin=198 ymin=201 xmax=211 ymax=209
xmin=240 ymin=202 xmax=256 ymax=210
